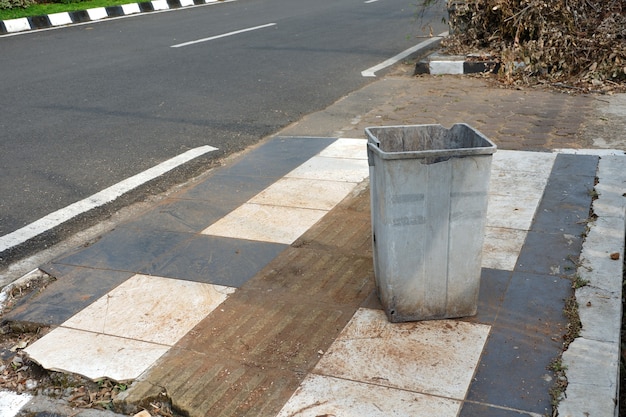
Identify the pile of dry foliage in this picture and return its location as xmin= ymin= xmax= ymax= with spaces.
xmin=434 ymin=0 xmax=626 ymax=91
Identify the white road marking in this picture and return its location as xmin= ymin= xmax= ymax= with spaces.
xmin=0 ymin=145 xmax=218 ymax=253
xmin=361 ymin=32 xmax=448 ymax=77
xmin=364 ymin=0 xmax=380 ymax=3
xmin=171 ymin=22 xmax=277 ymax=48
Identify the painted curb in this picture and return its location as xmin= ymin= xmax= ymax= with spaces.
xmin=0 ymin=0 xmax=225 ymax=34
xmin=557 ymin=153 xmax=625 ymax=417
xmin=414 ymin=54 xmax=500 ymax=75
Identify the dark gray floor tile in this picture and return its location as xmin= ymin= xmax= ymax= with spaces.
xmin=497 ymin=272 xmax=571 ymax=344
xmin=516 ymin=230 xmax=582 ymax=276
xmin=180 ymin=173 xmax=277 ymax=205
xmin=121 ymin=198 xmax=229 ymax=233
xmin=550 ymin=153 xmax=599 ymax=179
xmin=4 ymin=267 xmax=132 ymax=326
xmin=466 ymin=329 xmax=557 ymax=415
xmin=141 ymin=235 xmax=287 ymax=287
xmin=531 ymin=154 xmax=596 ymax=234
xmin=51 ymin=228 xmax=192 ymax=272
xmin=215 ymin=136 xmax=336 ymax=178
xmin=467 ymin=268 xmax=512 ymax=325
xmin=459 ymin=402 xmax=535 ymax=417
xmin=531 ymin=179 xmax=594 ymax=234
xmin=466 ymin=272 xmax=571 ymax=414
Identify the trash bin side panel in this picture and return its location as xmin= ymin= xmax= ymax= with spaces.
xmin=446 ymin=155 xmax=493 ymax=317
xmin=370 ymin=157 xmax=428 ymax=319
xmin=370 ymin=156 xmax=459 ymax=322
xmin=420 ymin=158 xmax=453 ymax=319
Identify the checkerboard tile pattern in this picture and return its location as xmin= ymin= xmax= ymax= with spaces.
xmin=25 ymin=275 xmax=234 ymax=381
xmin=202 ymin=138 xmax=369 ymax=244
xmin=277 ymin=308 xmax=490 ymax=417
xmin=21 ymin=140 xmax=564 ymax=414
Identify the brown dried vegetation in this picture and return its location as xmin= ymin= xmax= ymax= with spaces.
xmin=440 ymin=0 xmax=626 ymax=91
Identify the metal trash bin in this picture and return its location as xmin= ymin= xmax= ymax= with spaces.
xmin=366 ymin=123 xmax=496 ymax=322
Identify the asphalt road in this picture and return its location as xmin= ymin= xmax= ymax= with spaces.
xmin=0 ymin=0 xmax=447 ymax=260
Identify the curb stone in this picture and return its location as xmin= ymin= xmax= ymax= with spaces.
xmin=0 ymin=0 xmax=226 ymax=35
xmin=414 ymin=52 xmax=500 ymax=75
xmin=557 ymin=154 xmax=626 ymax=417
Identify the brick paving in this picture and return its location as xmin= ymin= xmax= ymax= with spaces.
xmin=341 ymin=74 xmax=598 ymax=151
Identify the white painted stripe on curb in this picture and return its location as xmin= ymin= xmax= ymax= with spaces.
xmin=121 ymin=3 xmax=141 ymax=14
xmin=3 ymin=17 xmax=30 ymax=33
xmin=361 ymin=32 xmax=448 ymax=77
xmin=87 ymin=7 xmax=109 ymax=21
xmin=48 ymin=12 xmax=72 ymax=26
xmin=171 ymin=22 xmax=277 ymax=48
xmin=152 ymin=0 xmax=169 ymax=11
xmin=0 ymin=145 xmax=218 ymax=254
xmin=429 ymin=60 xmax=464 ymax=75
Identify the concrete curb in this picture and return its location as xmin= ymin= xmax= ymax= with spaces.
xmin=0 ymin=0 xmax=226 ymax=35
xmin=557 ymin=153 xmax=626 ymax=417
xmin=414 ymin=52 xmax=500 ymax=75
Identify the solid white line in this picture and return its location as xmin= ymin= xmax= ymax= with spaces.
xmin=171 ymin=22 xmax=277 ymax=48
xmin=361 ymin=32 xmax=448 ymax=77
xmin=0 ymin=145 xmax=218 ymax=253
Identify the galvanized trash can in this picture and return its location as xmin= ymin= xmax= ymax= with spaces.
xmin=366 ymin=123 xmax=496 ymax=322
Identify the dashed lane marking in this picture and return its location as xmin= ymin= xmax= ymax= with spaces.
xmin=171 ymin=22 xmax=277 ymax=48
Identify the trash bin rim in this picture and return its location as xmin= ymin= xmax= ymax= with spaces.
xmin=366 ymin=123 xmax=497 ymax=161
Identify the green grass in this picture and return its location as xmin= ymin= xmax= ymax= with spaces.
xmin=0 ymin=0 xmax=142 ymax=20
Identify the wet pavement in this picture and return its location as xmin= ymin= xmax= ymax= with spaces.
xmin=1 ymin=68 xmax=625 ymax=417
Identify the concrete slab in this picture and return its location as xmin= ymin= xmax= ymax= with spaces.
xmin=576 ymin=285 xmax=621 ymax=344
xmin=24 ymin=327 xmax=169 ymax=382
xmin=313 ymin=308 xmax=490 ymax=400
xmin=0 ymin=391 xmax=32 ymax=416
xmin=559 ymin=338 xmax=619 ymax=417
xmin=62 ymin=274 xmax=234 ymax=344
xmin=277 ymin=374 xmax=461 ymax=417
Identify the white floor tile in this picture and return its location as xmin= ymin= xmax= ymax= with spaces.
xmin=486 ymin=194 xmax=539 ymax=230
xmin=482 ymin=227 xmax=528 ymax=271
xmin=62 ymin=274 xmax=234 ymax=345
xmin=276 ymin=374 xmax=460 ymax=417
xmin=248 ymin=177 xmax=357 ymax=210
xmin=25 ymin=327 xmax=169 ymax=382
xmin=202 ymin=203 xmax=327 ymax=244
xmin=0 ymin=390 xmax=31 ymax=417
xmin=492 ymin=150 xmax=556 ymax=174
xmin=489 ymin=170 xmax=549 ymax=200
xmin=285 ymin=156 xmax=369 ymax=183
xmin=313 ymin=308 xmax=490 ymax=400
xmin=318 ymin=138 xmax=368 ymax=159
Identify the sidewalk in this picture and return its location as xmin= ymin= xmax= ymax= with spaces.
xmin=1 ymin=72 xmax=625 ymax=417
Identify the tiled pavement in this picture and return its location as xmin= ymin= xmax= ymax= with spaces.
xmin=2 ymin=127 xmax=624 ymax=416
